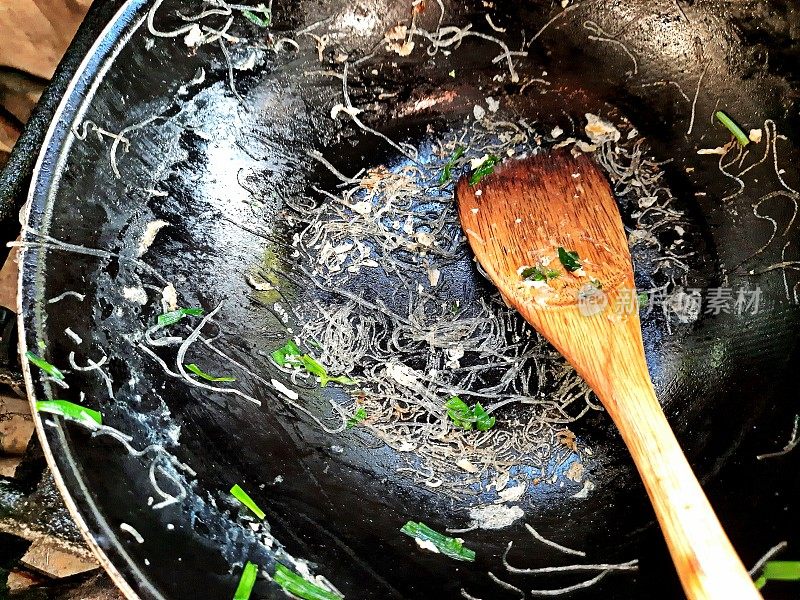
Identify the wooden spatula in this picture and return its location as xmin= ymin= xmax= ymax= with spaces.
xmin=456 ymin=152 xmax=760 ymax=600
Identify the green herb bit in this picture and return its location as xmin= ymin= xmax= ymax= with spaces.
xmin=589 ymin=278 xmax=603 ymax=289
xmin=469 ymin=155 xmax=501 ymax=186
xmin=347 ymin=407 xmax=367 ymax=428
xmin=298 ymin=355 xmax=355 ymax=387
xmin=445 ymin=396 xmax=474 ymax=430
xmin=185 ymin=363 xmax=236 ymax=382
xmin=271 ymin=339 xmax=301 ymax=366
xmin=158 ymin=307 xmax=204 ymax=327
xmin=230 ymin=484 xmax=266 ymax=519
xmin=472 ymin=402 xmax=496 ymax=432
xmin=715 ymin=110 xmax=750 ymax=147
xmin=272 ymin=341 xmax=355 ymax=386
xmin=557 ymin=247 xmax=582 ymax=272
xmin=35 ymin=400 xmax=102 ymax=426
xmin=445 ymin=396 xmax=495 ymax=431
xmin=26 ymin=351 xmax=64 ymax=380
xmin=438 ymin=145 xmax=465 ymax=184
xmin=400 ymin=521 xmax=476 ymax=562
xmin=273 ymin=563 xmax=342 ymax=600
xmin=637 ymin=292 xmax=649 ymax=307
xmin=520 ymin=266 xmax=559 ymax=281
xmin=754 ymin=561 xmax=800 ymax=590
xmin=233 ymin=561 xmax=259 ymax=600
xmin=241 ymin=4 xmax=271 ymax=27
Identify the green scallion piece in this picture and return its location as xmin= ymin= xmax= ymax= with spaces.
xmin=230 ymin=484 xmax=266 ymax=519
xmin=242 ymin=4 xmax=271 ymax=27
xmin=445 ymin=396 xmax=495 ymax=431
xmin=273 ymin=563 xmax=343 ymax=600
xmin=469 ymin=155 xmax=501 ymax=186
xmin=715 ymin=111 xmax=750 ymax=147
xmin=158 ymin=307 xmax=204 ymax=327
xmin=763 ymin=561 xmax=800 ymax=580
xmin=520 ymin=266 xmax=559 ymax=281
xmin=25 ymin=351 xmax=64 ymax=380
xmin=445 ymin=396 xmax=474 ymax=430
xmin=346 ymin=407 xmax=367 ymax=428
xmin=400 ymin=521 xmax=476 ymax=562
xmin=472 ymin=402 xmax=496 ymax=432
xmin=754 ymin=561 xmax=800 ymax=590
xmin=557 ymin=247 xmax=582 ymax=272
xmin=233 ymin=561 xmax=258 ymax=600
xmin=35 ymin=400 xmax=102 ymax=426
xmin=271 ymin=340 xmax=301 ymax=366
xmin=185 ymin=363 xmax=236 ymax=382
xmin=272 ymin=342 xmax=355 ymax=386
xmin=298 ymin=355 xmax=355 ymax=387
xmin=438 ymin=145 xmax=465 ymax=184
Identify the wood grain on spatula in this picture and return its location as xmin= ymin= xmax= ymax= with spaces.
xmin=457 ymin=152 xmax=760 ymax=600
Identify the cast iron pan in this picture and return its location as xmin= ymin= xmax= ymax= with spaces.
xmin=16 ymin=0 xmax=800 ymax=598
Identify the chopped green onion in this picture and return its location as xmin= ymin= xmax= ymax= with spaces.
xmin=37 ymin=340 xmax=46 ymax=350
xmin=241 ymin=4 xmax=271 ymax=27
xmin=445 ymin=396 xmax=474 ymax=430
xmin=297 ymin=355 xmax=356 ymax=387
xmin=35 ymin=400 xmax=102 ymax=426
xmin=754 ymin=561 xmax=800 ymax=590
xmin=472 ymin=402 xmax=496 ymax=432
xmin=763 ymin=561 xmax=800 ymax=580
xmin=715 ymin=110 xmax=750 ymax=147
xmin=557 ymin=247 xmax=582 ymax=272
xmin=185 ymin=363 xmax=236 ymax=382
xmin=637 ymin=292 xmax=649 ymax=307
xmin=272 ymin=342 xmax=355 ymax=386
xmin=445 ymin=396 xmax=495 ymax=431
xmin=233 ymin=561 xmax=258 ymax=600
xmin=520 ymin=266 xmax=559 ymax=281
xmin=230 ymin=484 xmax=266 ymax=519
xmin=438 ymin=146 xmax=465 ymax=184
xmin=25 ymin=351 xmax=64 ymax=380
xmin=469 ymin=155 xmax=501 ymax=186
xmin=158 ymin=307 xmax=204 ymax=327
xmin=271 ymin=339 xmax=301 ymax=366
xmin=297 ymin=354 xmax=325 ymax=381
xmin=346 ymin=407 xmax=367 ymax=428
xmin=400 ymin=521 xmax=476 ymax=562
xmin=273 ymin=563 xmax=342 ymax=600
xmin=448 ymin=69 xmax=456 ymax=78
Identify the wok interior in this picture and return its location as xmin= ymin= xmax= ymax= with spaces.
xmin=20 ymin=0 xmax=800 ymax=598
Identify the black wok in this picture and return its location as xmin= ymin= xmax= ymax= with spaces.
xmin=14 ymin=0 xmax=800 ymax=598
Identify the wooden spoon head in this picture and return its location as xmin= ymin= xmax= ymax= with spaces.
xmin=458 ymin=156 xmax=762 ymax=600
xmin=457 ymin=152 xmax=634 ymax=306
xmin=456 ymin=151 xmax=643 ymax=397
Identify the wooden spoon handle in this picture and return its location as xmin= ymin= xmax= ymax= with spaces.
xmin=606 ymin=382 xmax=760 ymax=599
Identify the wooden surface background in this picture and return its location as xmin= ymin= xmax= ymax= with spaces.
xmin=0 ymin=3 xmax=119 ymax=596
xmin=0 ymin=0 xmax=92 ymax=163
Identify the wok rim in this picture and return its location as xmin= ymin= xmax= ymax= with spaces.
xmin=17 ymin=0 xmax=155 ymax=597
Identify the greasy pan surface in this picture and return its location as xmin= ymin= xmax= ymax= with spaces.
xmin=18 ymin=0 xmax=800 ymax=598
